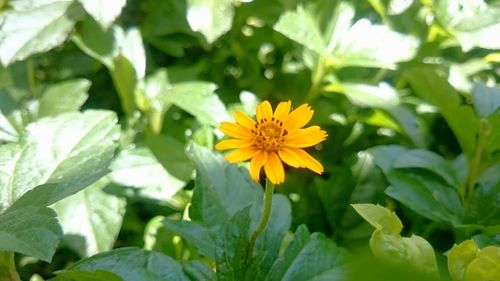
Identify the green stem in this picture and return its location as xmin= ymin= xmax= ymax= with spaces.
xmin=247 ymin=178 xmax=274 ymax=260
xmin=463 ymin=119 xmax=488 ymax=208
xmin=0 ymin=252 xmax=21 ymax=281
xmin=306 ymin=57 xmax=326 ymax=102
xmin=26 ymin=59 xmax=38 ymax=97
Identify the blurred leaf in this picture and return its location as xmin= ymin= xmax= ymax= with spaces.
xmin=0 ymin=110 xmax=18 ymax=142
xmin=0 ymin=110 xmax=119 ymax=211
xmin=471 ymin=83 xmax=500 ymax=118
xmin=448 ymin=239 xmax=479 ymax=281
xmin=38 ymin=79 xmax=90 ymax=117
xmin=72 ymin=16 xmax=115 ymax=67
xmin=435 ymin=0 xmax=500 ymax=51
xmin=341 ymin=83 xmax=400 ymax=108
xmin=351 ymin=204 xmax=403 ymax=235
xmin=186 ymin=0 xmax=234 ymax=44
xmin=54 ymin=270 xmax=123 ymax=281
xmin=404 ymin=67 xmax=478 ymax=158
xmin=467 ymin=175 xmax=500 ymax=226
xmin=110 ymin=147 xmax=186 ymax=201
xmin=114 ymin=27 xmax=146 ymax=79
xmin=51 ymin=177 xmax=126 ymax=257
xmin=464 ymin=246 xmax=500 ymax=281
xmin=163 ymin=220 xmax=215 ymax=259
xmin=0 ymin=0 xmax=84 ymax=66
xmin=182 ymin=261 xmax=216 ymax=281
xmin=144 ymin=216 xmax=182 ymax=259
xmin=215 ymin=207 xmax=251 ymax=281
xmin=0 ymin=206 xmax=62 ymax=261
xmin=61 ymin=248 xmax=190 ymax=281
xmin=78 ymin=0 xmax=126 ymax=28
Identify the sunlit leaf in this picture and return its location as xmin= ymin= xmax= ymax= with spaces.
xmin=186 ymin=0 xmax=234 ymax=44
xmin=38 ymin=79 xmax=90 ymax=117
xmin=78 ymin=0 xmax=126 ymax=28
xmin=351 ymin=204 xmax=403 ymax=235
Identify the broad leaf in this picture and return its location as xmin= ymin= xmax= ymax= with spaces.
xmin=61 ymin=248 xmax=190 ymax=281
xmin=38 ymin=79 xmax=90 ymax=117
xmin=0 ymin=206 xmax=62 ymax=261
xmin=51 ymin=177 xmax=126 ymax=257
xmin=0 ymin=110 xmax=119 ymax=212
xmin=186 ymin=0 xmax=234 ymax=44
xmin=78 ymin=0 xmax=126 ymax=28
xmin=0 ymin=0 xmax=84 ymax=66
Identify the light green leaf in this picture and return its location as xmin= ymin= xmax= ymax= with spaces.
xmin=404 ymin=67 xmax=478 ymax=158
xmin=72 ymin=16 xmax=116 ymax=68
xmin=448 ymin=240 xmax=479 ymax=281
xmin=110 ymin=147 xmax=186 ymax=201
xmin=143 ymin=216 xmax=181 ymax=258
xmin=341 ymin=82 xmax=400 ymax=108
xmin=111 ymin=54 xmax=137 ymax=114
xmin=63 ymin=248 xmax=190 ymax=281
xmin=164 ymin=82 xmax=230 ymax=126
xmin=0 ymin=206 xmax=62 ymax=261
xmin=0 ymin=110 xmax=18 ymax=142
xmin=273 ymin=6 xmax=326 ymax=55
xmin=38 ymin=79 xmax=90 ymax=118
xmin=78 ymin=0 xmax=126 ymax=28
xmin=54 ymin=270 xmax=123 ymax=281
xmin=0 ymin=0 xmax=84 ymax=66
xmin=163 ymin=220 xmax=215 ymax=259
xmin=0 ymin=110 xmax=119 ymax=212
xmin=351 ymin=204 xmax=403 ymax=235
xmin=464 ymin=246 xmax=500 ymax=281
xmin=114 ymin=27 xmax=146 ymax=79
xmin=51 ymin=177 xmax=126 ymax=257
xmin=186 ymin=0 xmax=234 ymax=44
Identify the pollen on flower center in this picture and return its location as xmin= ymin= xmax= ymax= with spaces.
xmin=251 ymin=117 xmax=288 ymax=151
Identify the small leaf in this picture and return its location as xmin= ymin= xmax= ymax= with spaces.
xmin=66 ymin=248 xmax=190 ymax=281
xmin=0 ymin=206 xmax=62 ymax=261
xmin=38 ymin=79 xmax=90 ymax=117
xmin=351 ymin=204 xmax=403 ymax=235
xmin=0 ymin=0 xmax=84 ymax=66
xmin=51 ymin=177 xmax=126 ymax=257
xmin=186 ymin=0 xmax=234 ymax=44
xmin=78 ymin=0 xmax=126 ymax=28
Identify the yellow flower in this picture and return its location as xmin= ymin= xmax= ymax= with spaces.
xmin=215 ymin=100 xmax=327 ymax=185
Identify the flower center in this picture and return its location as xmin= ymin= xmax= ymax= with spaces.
xmin=251 ymin=117 xmax=288 ymax=151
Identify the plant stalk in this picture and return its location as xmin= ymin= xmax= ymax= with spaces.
xmin=0 ymin=252 xmax=21 ymax=281
xmin=26 ymin=59 xmax=38 ymax=97
xmin=247 ymin=178 xmax=274 ymax=260
xmin=463 ymin=119 xmax=488 ymax=207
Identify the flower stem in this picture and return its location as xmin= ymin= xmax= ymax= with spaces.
xmin=247 ymin=178 xmax=274 ymax=260
xmin=0 ymin=252 xmax=20 ymax=281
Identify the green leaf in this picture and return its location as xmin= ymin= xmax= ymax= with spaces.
xmin=182 ymin=261 xmax=216 ymax=281
xmin=369 ymin=145 xmax=409 ymax=174
xmin=448 ymin=240 xmax=479 ymax=281
xmin=268 ymin=233 xmax=349 ymax=281
xmin=163 ymin=82 xmax=230 ymax=126
xmin=110 ymin=147 xmax=186 ymax=201
xmin=163 ymin=220 xmax=215 ymax=259
xmin=464 ymin=246 xmax=500 ymax=281
xmin=77 ymin=0 xmax=126 ymax=28
xmin=186 ymin=0 xmax=234 ymax=44
xmin=215 ymin=207 xmax=252 ymax=281
xmin=54 ymin=270 xmax=123 ymax=281
xmin=472 ymin=83 xmax=500 ymax=118
xmin=38 ymin=79 xmax=90 ymax=118
xmin=404 ymin=67 xmax=478 ymax=157
xmin=51 ymin=177 xmax=126 ymax=257
xmin=0 ymin=110 xmax=119 ymax=212
xmin=351 ymin=204 xmax=403 ymax=235
xmin=0 ymin=110 xmax=18 ymax=142
xmin=72 ymin=16 xmax=115 ymax=68
xmin=467 ymin=177 xmax=500 ymax=226
xmin=63 ymin=248 xmax=189 ymax=281
xmin=111 ymin=54 xmax=137 ymax=114
xmin=0 ymin=206 xmax=62 ymax=261
xmin=392 ymin=149 xmax=460 ymax=187
xmin=341 ymin=82 xmax=400 ymax=109
xmin=0 ymin=0 xmax=84 ymax=66
xmin=266 ymin=225 xmax=310 ymax=281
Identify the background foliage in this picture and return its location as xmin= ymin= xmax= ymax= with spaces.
xmin=0 ymin=0 xmax=499 ymax=280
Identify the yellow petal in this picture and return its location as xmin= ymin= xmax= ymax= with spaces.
xmin=285 ymin=126 xmax=327 ymax=148
xmin=273 ymin=100 xmax=291 ymax=121
xmin=249 ymin=150 xmax=268 ymax=182
xmin=224 ymin=147 xmax=258 ymax=163
xmin=285 ymin=104 xmax=313 ymax=131
xmin=219 ymin=122 xmax=252 ymax=139
xmin=264 ymin=152 xmax=285 ymax=185
xmin=256 ymin=100 xmax=273 ymax=122
xmin=215 ymin=139 xmax=254 ymax=150
xmin=285 ymin=147 xmax=323 ymax=174
xmin=278 ymin=147 xmax=303 ymax=168
xmin=234 ymin=110 xmax=256 ymax=130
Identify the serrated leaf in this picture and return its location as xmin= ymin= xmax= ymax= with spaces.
xmin=0 ymin=0 xmax=84 ymax=66
xmin=351 ymin=204 xmax=403 ymax=235
xmin=38 ymin=79 xmax=90 ymax=117
xmin=63 ymin=248 xmax=189 ymax=281
xmin=0 ymin=110 xmax=119 ymax=212
xmin=0 ymin=206 xmax=62 ymax=261
xmin=186 ymin=0 xmax=234 ymax=44
xmin=78 ymin=0 xmax=126 ymax=28
xmin=110 ymin=147 xmax=186 ymax=201
xmin=51 ymin=177 xmax=126 ymax=257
